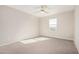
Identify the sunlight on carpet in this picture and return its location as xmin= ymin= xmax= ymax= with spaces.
xmin=20 ymin=37 xmax=50 ymax=44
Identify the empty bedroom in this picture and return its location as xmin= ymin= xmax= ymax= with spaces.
xmin=0 ymin=5 xmax=79 ymax=54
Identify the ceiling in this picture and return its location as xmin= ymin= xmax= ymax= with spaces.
xmin=7 ymin=5 xmax=75 ymax=17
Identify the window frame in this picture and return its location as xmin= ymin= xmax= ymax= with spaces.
xmin=49 ymin=17 xmax=58 ymax=32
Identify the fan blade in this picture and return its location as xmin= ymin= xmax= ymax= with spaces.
xmin=42 ymin=10 xmax=48 ymax=13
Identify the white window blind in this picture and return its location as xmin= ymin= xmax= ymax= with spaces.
xmin=49 ymin=17 xmax=57 ymax=31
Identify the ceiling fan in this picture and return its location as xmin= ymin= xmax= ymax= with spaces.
xmin=40 ymin=5 xmax=48 ymax=13
xmin=34 ymin=5 xmax=49 ymax=14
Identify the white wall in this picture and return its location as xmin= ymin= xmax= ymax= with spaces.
xmin=0 ymin=6 xmax=39 ymax=46
xmin=40 ymin=11 xmax=74 ymax=40
xmin=74 ymin=6 xmax=79 ymax=52
xmin=0 ymin=6 xmax=75 ymax=46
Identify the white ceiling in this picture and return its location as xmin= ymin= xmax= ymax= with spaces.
xmin=7 ymin=5 xmax=75 ymax=17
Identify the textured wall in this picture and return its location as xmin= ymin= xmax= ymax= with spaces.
xmin=40 ymin=11 xmax=74 ymax=40
xmin=0 ymin=6 xmax=39 ymax=46
xmin=75 ymin=6 xmax=79 ymax=53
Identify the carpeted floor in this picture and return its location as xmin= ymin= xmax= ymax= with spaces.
xmin=0 ymin=37 xmax=78 ymax=54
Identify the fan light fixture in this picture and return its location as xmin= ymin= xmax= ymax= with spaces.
xmin=40 ymin=5 xmax=48 ymax=13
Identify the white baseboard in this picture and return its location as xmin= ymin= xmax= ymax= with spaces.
xmin=0 ymin=35 xmax=39 ymax=47
xmin=39 ymin=35 xmax=73 ymax=41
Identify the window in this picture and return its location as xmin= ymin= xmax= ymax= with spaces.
xmin=49 ymin=17 xmax=57 ymax=31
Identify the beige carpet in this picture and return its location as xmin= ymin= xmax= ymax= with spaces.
xmin=0 ymin=37 xmax=78 ymax=54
